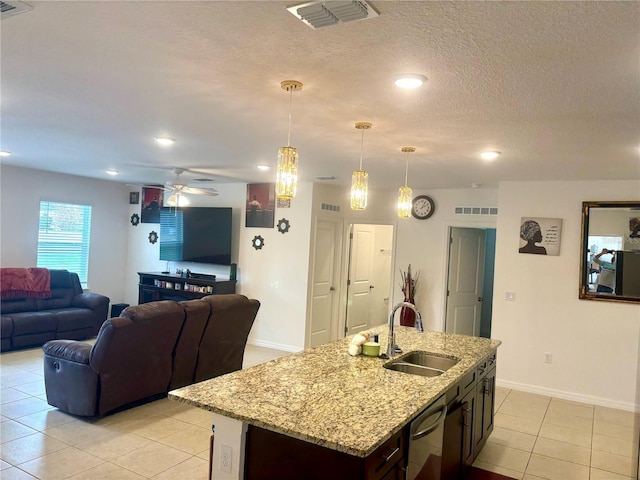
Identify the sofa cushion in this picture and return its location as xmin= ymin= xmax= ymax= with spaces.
xmin=53 ymin=308 xmax=97 ymax=333
xmin=9 ymin=311 xmax=57 ymax=336
xmin=1 ymin=316 xmax=13 ymax=338
xmin=169 ymin=299 xmax=211 ymax=390
xmin=35 ymin=270 xmax=83 ymax=310
xmin=1 ymin=298 xmax=38 ymax=314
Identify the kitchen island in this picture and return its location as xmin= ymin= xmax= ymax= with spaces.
xmin=169 ymin=326 xmax=500 ymax=479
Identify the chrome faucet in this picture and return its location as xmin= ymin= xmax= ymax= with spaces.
xmin=384 ymin=302 xmax=423 ymax=358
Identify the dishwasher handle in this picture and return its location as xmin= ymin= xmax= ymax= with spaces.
xmin=410 ymin=403 xmax=447 ymax=441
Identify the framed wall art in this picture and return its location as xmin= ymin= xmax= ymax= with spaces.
xmin=246 ymin=183 xmax=275 ymax=228
xmin=129 ymin=191 xmax=140 ymax=205
xmin=519 ymin=217 xmax=562 ymax=256
xmin=141 ymin=187 xmax=163 ymax=224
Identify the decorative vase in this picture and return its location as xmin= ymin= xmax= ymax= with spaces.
xmin=399 ymin=298 xmax=416 ymax=327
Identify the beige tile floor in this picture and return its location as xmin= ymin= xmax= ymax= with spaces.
xmin=473 ymin=387 xmax=640 ymax=479
xmin=0 ymin=344 xmax=288 ymax=479
xmin=2 ymin=344 xmax=638 ymax=479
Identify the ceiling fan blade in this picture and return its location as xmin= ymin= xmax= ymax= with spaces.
xmin=126 ymin=183 xmax=170 ymax=191
xmin=183 ymin=186 xmax=219 ymax=196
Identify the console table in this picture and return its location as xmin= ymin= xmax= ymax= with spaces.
xmin=137 ymin=272 xmax=236 ymax=304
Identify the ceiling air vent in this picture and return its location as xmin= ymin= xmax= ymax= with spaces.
xmin=287 ymin=1 xmax=378 ymax=29
xmin=1 ymin=0 xmax=32 ymax=20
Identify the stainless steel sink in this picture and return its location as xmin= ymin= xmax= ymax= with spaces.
xmin=384 ymin=351 xmax=460 ymax=377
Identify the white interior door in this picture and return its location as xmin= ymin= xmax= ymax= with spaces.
xmin=345 ymin=225 xmax=374 ymax=336
xmin=445 ymin=227 xmax=486 ymax=336
xmin=309 ymin=220 xmax=340 ymax=347
xmin=344 ymin=224 xmax=393 ymax=336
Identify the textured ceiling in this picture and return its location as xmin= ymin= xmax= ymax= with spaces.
xmin=1 ymin=1 xmax=639 ymax=191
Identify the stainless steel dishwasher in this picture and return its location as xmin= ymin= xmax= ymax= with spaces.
xmin=406 ymin=394 xmax=447 ymax=480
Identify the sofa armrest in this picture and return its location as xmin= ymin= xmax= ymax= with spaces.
xmin=71 ymin=292 xmax=110 ymax=311
xmin=43 ymin=340 xmax=91 ymax=364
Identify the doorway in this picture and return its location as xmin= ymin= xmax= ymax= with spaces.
xmin=445 ymin=227 xmax=496 ymax=338
xmin=344 ymin=224 xmax=394 ymax=337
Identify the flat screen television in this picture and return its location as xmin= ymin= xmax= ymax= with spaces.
xmin=159 ymin=207 xmax=232 ymax=265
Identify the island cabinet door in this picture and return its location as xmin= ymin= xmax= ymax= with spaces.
xmin=474 ymin=366 xmax=496 ymax=452
xmin=244 ymin=425 xmax=405 ymax=480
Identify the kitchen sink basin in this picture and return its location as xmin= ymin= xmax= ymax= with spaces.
xmin=384 ymin=351 xmax=460 ymax=377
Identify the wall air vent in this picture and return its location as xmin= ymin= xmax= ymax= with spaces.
xmin=1 ymin=0 xmax=32 ymax=20
xmin=454 ymin=206 xmax=499 ymax=216
xmin=287 ymin=1 xmax=378 ymax=29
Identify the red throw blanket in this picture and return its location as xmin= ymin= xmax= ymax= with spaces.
xmin=0 ymin=268 xmax=51 ymax=300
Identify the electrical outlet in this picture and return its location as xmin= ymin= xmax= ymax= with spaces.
xmin=221 ymin=444 xmax=232 ymax=473
xmin=544 ymin=352 xmax=552 ymax=364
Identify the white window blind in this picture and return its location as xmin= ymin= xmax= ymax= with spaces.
xmin=37 ymin=201 xmax=92 ymax=288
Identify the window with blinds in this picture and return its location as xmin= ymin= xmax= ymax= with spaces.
xmin=37 ymin=201 xmax=92 ymax=288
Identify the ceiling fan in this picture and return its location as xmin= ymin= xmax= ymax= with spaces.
xmin=131 ymin=168 xmax=219 ymax=206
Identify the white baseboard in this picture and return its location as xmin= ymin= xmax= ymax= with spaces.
xmin=497 ymin=379 xmax=640 ymax=413
xmin=247 ymin=338 xmax=302 ymax=353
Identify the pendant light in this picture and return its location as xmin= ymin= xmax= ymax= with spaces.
xmin=398 ymin=147 xmax=415 ymax=219
xmin=276 ymin=80 xmax=303 ymax=200
xmin=350 ymin=121 xmax=372 ymax=210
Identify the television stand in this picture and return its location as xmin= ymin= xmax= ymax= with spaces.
xmin=137 ymin=272 xmax=236 ymax=304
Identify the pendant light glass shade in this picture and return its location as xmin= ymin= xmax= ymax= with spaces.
xmin=276 ymin=80 xmax=303 ymax=200
xmin=276 ymin=146 xmax=298 ymax=200
xmin=397 ymin=185 xmax=412 ymax=219
xmin=166 ymin=192 xmax=190 ymax=207
xmin=350 ymin=170 xmax=368 ymax=210
xmin=398 ymin=147 xmax=415 ymax=219
xmin=350 ymin=122 xmax=372 ymax=210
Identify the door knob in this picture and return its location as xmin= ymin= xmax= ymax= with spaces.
xmin=369 ymin=285 xmax=375 ymax=289
xmin=478 ymin=297 xmax=483 ymax=302
xmin=330 ymin=286 xmax=335 ymax=291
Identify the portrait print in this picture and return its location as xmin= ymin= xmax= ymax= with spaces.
xmin=519 ymin=217 xmax=562 ymax=256
xmin=141 ymin=187 xmax=164 ymax=224
xmin=246 ymin=183 xmax=275 ymax=228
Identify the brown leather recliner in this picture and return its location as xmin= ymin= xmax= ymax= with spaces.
xmin=43 ymin=301 xmax=186 ymax=416
xmin=43 ymin=294 xmax=260 ymax=417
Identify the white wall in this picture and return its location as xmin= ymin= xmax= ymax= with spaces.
xmin=394 ymin=188 xmax=499 ymax=331
xmin=492 ymin=181 xmax=640 ymax=410
xmin=0 ymin=165 xmax=129 ymax=304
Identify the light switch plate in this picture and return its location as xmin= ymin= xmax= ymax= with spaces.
xmin=505 ymin=291 xmax=516 ymax=301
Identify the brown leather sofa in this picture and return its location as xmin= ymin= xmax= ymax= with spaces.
xmin=42 ymin=294 xmax=260 ymax=417
xmin=1 ymin=270 xmax=110 ymax=351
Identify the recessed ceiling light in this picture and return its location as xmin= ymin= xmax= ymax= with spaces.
xmin=0 ymin=151 xmax=11 ymax=157
xmin=106 ymin=169 xmax=119 ymax=176
xmin=394 ymin=74 xmax=428 ymax=89
xmin=257 ymin=165 xmax=270 ymax=171
xmin=480 ymin=151 xmax=501 ymax=161
xmin=154 ymin=137 xmax=175 ymax=146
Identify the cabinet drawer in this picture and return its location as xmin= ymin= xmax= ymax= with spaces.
xmin=460 ymin=369 xmax=477 ymax=398
xmin=365 ymin=429 xmax=404 ymax=480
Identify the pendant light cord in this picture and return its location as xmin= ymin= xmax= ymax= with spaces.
xmin=287 ymin=86 xmax=293 ymax=147
xmin=404 ymin=152 xmax=409 ymax=186
xmin=359 ymin=128 xmax=365 ymax=170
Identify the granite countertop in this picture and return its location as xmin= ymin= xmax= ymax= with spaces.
xmin=169 ymin=326 xmax=501 ymax=458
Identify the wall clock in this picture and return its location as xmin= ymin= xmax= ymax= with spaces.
xmin=411 ymin=195 xmax=435 ymax=220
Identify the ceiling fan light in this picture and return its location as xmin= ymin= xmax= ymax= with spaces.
xmin=276 ymin=146 xmax=298 ymax=200
xmin=350 ymin=170 xmax=368 ymax=210
xmin=166 ymin=192 xmax=190 ymax=207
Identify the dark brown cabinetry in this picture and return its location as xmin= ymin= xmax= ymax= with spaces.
xmin=244 ymin=425 xmax=405 ymax=480
xmin=442 ymin=350 xmax=497 ymax=478
xmin=137 ymin=272 xmax=236 ymax=304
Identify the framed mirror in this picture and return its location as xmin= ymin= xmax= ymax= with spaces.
xmin=579 ymin=201 xmax=640 ymax=304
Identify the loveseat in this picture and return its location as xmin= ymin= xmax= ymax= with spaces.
xmin=42 ymin=294 xmax=260 ymax=417
xmin=1 ymin=269 xmax=110 ymax=351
